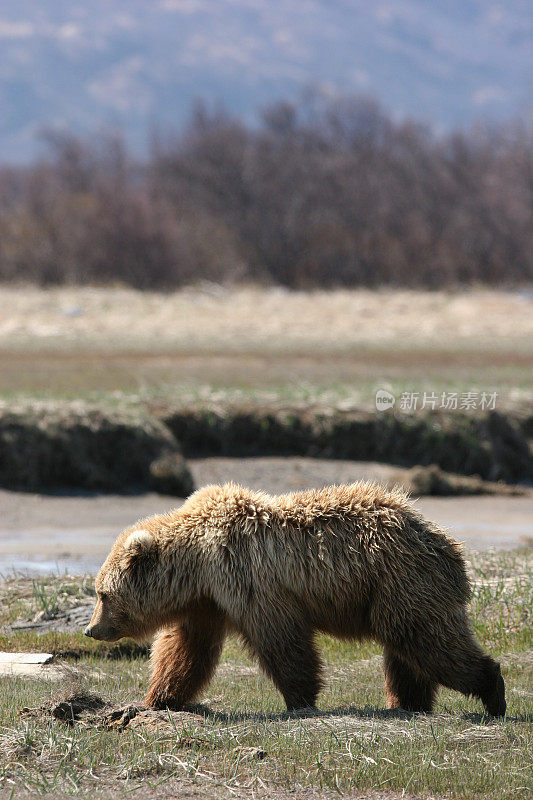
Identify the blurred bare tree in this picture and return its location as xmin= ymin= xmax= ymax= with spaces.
xmin=0 ymin=96 xmax=531 ymax=288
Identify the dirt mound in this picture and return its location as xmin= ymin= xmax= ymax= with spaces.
xmin=23 ymin=693 xmax=112 ymax=726
xmin=22 ymin=693 xmax=206 ymax=733
xmin=399 ymin=464 xmax=526 ymax=496
xmin=0 ymin=403 xmax=194 ymax=494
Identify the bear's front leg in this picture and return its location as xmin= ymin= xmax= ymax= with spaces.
xmin=248 ymin=617 xmax=323 ymax=711
xmin=145 ymin=600 xmax=227 ymax=710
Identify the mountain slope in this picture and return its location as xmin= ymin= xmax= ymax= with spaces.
xmin=0 ymin=0 xmax=530 ymax=161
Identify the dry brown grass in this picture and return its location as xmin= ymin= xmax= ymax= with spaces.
xmin=1 ymin=286 xmax=531 ymax=354
xmin=1 ymin=287 xmax=532 ymax=403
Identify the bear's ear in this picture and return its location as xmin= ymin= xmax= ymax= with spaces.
xmin=121 ymin=529 xmax=156 ymax=569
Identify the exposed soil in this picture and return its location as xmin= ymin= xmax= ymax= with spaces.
xmin=161 ymin=405 xmax=533 ymax=484
xmin=22 ymin=693 xmax=207 ymax=732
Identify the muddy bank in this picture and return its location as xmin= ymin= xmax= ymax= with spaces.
xmin=0 ymin=401 xmax=532 ymax=493
xmin=0 ymin=403 xmax=193 ymax=495
xmin=161 ymin=405 xmax=533 ymax=484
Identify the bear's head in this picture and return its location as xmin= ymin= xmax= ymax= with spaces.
xmin=85 ymin=528 xmax=169 ymax=642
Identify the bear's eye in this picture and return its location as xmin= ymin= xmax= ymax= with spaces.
xmin=98 ymin=592 xmax=108 ymax=602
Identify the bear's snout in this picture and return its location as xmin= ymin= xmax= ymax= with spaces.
xmin=83 ymin=622 xmax=120 ymax=641
xmin=85 ymin=597 xmax=122 ymax=641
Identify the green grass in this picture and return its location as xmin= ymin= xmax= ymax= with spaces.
xmin=2 ymin=371 xmax=532 ymax=412
xmin=0 ymin=549 xmax=531 ymax=799
xmin=0 ymin=574 xmax=95 ymax=627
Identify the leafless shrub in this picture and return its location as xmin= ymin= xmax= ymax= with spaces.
xmin=0 ymin=96 xmax=531 ymax=288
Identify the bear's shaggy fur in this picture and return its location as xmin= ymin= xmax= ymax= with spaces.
xmin=86 ymin=482 xmax=506 ymax=716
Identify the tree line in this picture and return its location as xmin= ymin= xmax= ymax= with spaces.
xmin=0 ymin=95 xmax=531 ymax=288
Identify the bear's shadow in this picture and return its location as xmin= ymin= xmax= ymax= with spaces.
xmin=186 ymin=703 xmax=530 ymax=725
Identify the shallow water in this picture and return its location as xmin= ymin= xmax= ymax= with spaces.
xmin=0 ymin=553 xmax=101 ymax=577
xmin=1 ymin=458 xmax=531 ymax=575
xmin=2 ymin=505 xmax=531 ymax=576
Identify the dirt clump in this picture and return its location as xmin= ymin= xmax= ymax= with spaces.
xmin=22 ymin=692 xmax=111 ymax=726
xmin=21 ymin=693 xmax=206 ymax=733
xmin=399 ymin=464 xmax=527 ymax=496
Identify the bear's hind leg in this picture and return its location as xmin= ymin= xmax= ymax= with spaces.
xmin=421 ymin=613 xmax=506 ymax=717
xmin=384 ymin=647 xmax=436 ymax=713
xmin=145 ymin=599 xmax=227 ymax=710
xmin=247 ymin=619 xmax=322 ymax=711
xmin=478 ymin=657 xmax=506 ymax=717
xmin=435 ymin=651 xmax=506 ymax=718
xmin=391 ymin=611 xmax=506 ymax=717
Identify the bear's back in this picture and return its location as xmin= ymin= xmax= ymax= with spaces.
xmin=180 ymin=481 xmax=411 ymax=521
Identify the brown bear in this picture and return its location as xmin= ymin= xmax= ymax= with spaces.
xmin=85 ymin=482 xmax=506 ymax=716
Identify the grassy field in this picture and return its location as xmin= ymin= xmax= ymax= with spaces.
xmin=1 ymin=286 xmax=531 ymax=798
xmin=0 ymin=548 xmax=531 ymax=799
xmin=1 ymin=287 xmax=532 ymax=405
